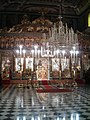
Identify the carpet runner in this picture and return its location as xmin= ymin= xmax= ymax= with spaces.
xmin=36 ymin=88 xmax=73 ymax=93
xmin=36 ymin=84 xmax=73 ymax=93
xmin=42 ymin=85 xmax=54 ymax=89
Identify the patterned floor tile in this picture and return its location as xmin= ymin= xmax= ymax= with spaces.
xmin=0 ymin=85 xmax=90 ymax=120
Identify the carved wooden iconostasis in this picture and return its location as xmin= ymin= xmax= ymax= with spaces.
xmin=52 ymin=58 xmax=70 ymax=79
xmin=13 ymin=58 xmax=33 ymax=80
xmin=1 ymin=51 xmax=81 ymax=81
xmin=1 ymin=15 xmax=90 ymax=81
xmin=0 ymin=49 xmax=83 ymax=81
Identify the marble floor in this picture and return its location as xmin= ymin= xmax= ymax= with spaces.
xmin=0 ymin=84 xmax=90 ymax=120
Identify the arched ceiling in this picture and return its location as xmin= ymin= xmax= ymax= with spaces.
xmin=0 ymin=0 xmax=90 ymax=34
xmin=0 ymin=0 xmax=89 ymax=16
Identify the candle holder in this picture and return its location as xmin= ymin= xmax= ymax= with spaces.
xmin=16 ymin=45 xmax=26 ymax=88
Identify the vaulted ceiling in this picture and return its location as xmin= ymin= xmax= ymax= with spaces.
xmin=0 ymin=0 xmax=90 ymax=32
xmin=0 ymin=0 xmax=89 ymax=16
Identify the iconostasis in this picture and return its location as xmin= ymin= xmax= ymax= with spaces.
xmin=1 ymin=55 xmax=82 ymax=80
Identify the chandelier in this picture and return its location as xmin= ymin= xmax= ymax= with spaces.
xmin=0 ymin=14 xmax=79 ymax=58
xmin=38 ymin=19 xmax=79 ymax=58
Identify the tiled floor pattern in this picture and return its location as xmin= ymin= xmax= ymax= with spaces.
xmin=0 ymin=84 xmax=90 ymax=120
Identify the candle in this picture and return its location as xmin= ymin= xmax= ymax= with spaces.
xmin=62 ymin=50 xmax=65 ymax=58
xmin=31 ymin=50 xmax=34 ymax=58
xmin=23 ymin=49 xmax=26 ymax=57
xmin=38 ymin=50 xmax=41 ymax=58
xmin=60 ymin=70 xmax=61 ymax=77
xmin=74 ymin=70 xmax=75 ymax=79
xmin=65 ymin=56 xmax=66 ymax=63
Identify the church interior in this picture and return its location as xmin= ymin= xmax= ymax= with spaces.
xmin=0 ymin=0 xmax=90 ymax=120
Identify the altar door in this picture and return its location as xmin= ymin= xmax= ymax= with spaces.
xmin=37 ymin=58 xmax=48 ymax=80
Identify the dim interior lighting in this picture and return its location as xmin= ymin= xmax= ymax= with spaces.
xmin=4 ymin=14 xmax=81 ymax=85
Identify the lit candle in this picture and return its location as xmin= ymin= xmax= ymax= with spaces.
xmin=73 ymin=46 xmax=76 ymax=63
xmin=74 ymin=70 xmax=75 ymax=79
xmin=62 ymin=50 xmax=65 ymax=58
xmin=31 ymin=50 xmax=34 ymax=58
xmin=75 ymin=51 xmax=79 ymax=65
xmin=34 ymin=45 xmax=38 ymax=58
xmin=60 ymin=70 xmax=61 ymax=77
xmin=70 ymin=50 xmax=73 ymax=60
xmin=19 ymin=45 xmax=23 ymax=55
xmin=23 ymin=49 xmax=26 ymax=57
xmin=56 ymin=49 xmax=59 ymax=58
xmin=65 ymin=56 xmax=66 ymax=62
xmin=38 ymin=50 xmax=41 ymax=58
